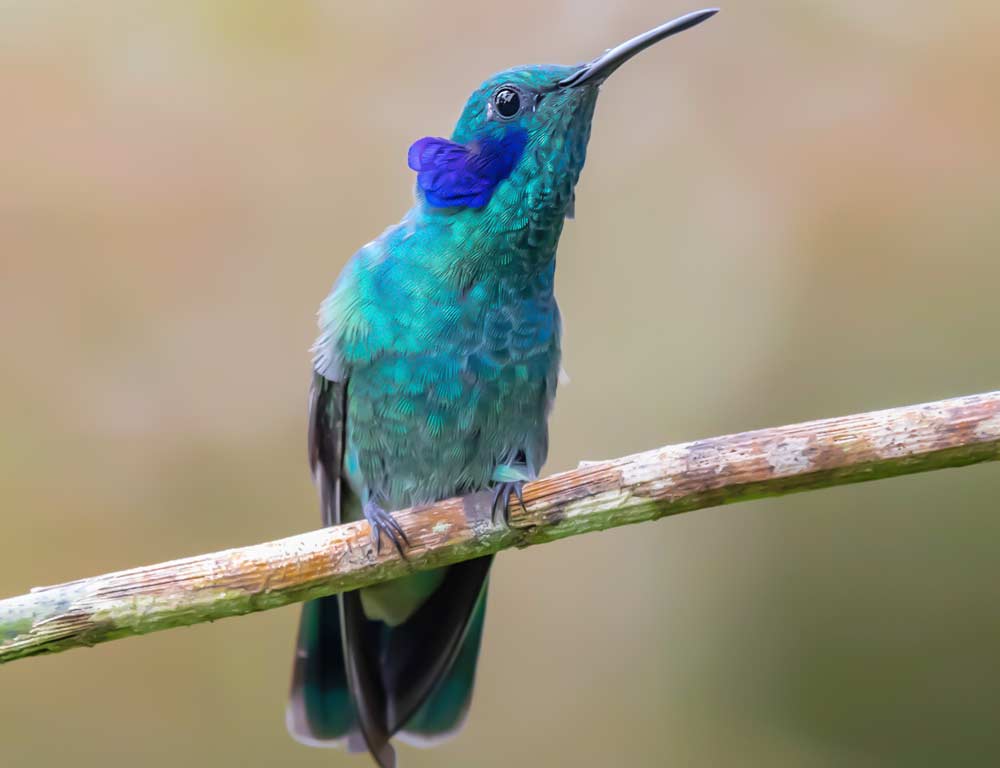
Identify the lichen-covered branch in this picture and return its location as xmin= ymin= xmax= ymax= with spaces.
xmin=2 ymin=391 xmax=999 ymax=665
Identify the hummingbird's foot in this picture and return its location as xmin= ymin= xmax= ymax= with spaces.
xmin=363 ymin=498 xmax=410 ymax=558
xmin=490 ymin=480 xmax=526 ymax=526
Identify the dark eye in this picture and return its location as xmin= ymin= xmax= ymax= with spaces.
xmin=493 ymin=87 xmax=521 ymax=119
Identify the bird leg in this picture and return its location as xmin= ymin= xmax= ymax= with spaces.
xmin=489 ymin=463 xmax=532 ymax=525
xmin=362 ymin=498 xmax=410 ymax=558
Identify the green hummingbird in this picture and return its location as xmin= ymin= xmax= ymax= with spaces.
xmin=287 ymin=9 xmax=718 ymax=767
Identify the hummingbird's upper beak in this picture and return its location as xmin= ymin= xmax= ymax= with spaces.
xmin=558 ymin=8 xmax=719 ymax=89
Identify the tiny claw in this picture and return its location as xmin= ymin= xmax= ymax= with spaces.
xmin=513 ymin=482 xmax=526 ymax=513
xmin=363 ymin=499 xmax=410 ymax=559
xmin=490 ymin=481 xmax=526 ymax=526
xmin=489 ymin=484 xmax=506 ymax=525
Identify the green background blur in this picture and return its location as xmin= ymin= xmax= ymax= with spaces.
xmin=2 ymin=2 xmax=999 ymax=766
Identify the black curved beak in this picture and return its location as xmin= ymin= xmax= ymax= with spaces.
xmin=559 ymin=8 xmax=719 ymax=89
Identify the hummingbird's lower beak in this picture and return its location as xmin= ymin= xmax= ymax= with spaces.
xmin=559 ymin=8 xmax=719 ymax=89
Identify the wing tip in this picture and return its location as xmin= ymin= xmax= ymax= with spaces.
xmin=285 ymin=703 xmax=346 ymax=749
xmin=286 ymin=700 xmax=370 ymax=753
xmin=395 ymin=709 xmax=472 ymax=749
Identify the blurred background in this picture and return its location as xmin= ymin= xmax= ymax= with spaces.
xmin=2 ymin=1 xmax=999 ymax=766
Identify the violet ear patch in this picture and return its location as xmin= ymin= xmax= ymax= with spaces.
xmin=407 ymin=130 xmax=527 ymax=209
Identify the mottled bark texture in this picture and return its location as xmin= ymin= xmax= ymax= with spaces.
xmin=2 ymin=391 xmax=998 ymax=665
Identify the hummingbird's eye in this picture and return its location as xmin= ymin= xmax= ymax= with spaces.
xmin=492 ymin=87 xmax=521 ymax=119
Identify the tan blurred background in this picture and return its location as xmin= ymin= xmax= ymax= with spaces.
xmin=2 ymin=1 xmax=1000 ymax=766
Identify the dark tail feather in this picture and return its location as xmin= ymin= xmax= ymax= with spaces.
xmin=384 ymin=556 xmax=493 ymax=734
xmin=288 ymin=557 xmax=492 ymax=768
xmin=286 ymin=595 xmax=361 ymax=749
xmin=341 ymin=589 xmax=397 ymax=768
xmin=397 ymin=581 xmax=489 ymax=746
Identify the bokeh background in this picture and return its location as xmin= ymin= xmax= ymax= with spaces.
xmin=3 ymin=1 xmax=1000 ymax=766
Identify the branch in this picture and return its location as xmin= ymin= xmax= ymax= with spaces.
xmin=2 ymin=391 xmax=998 ymax=665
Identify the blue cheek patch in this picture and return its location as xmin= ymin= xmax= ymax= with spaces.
xmin=408 ymin=129 xmax=528 ymax=209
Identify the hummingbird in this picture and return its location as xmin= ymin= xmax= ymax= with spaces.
xmin=287 ymin=9 xmax=718 ymax=767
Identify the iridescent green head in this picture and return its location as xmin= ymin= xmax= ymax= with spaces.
xmin=450 ymin=64 xmax=590 ymax=147
xmin=407 ymin=9 xmax=718 ymax=212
